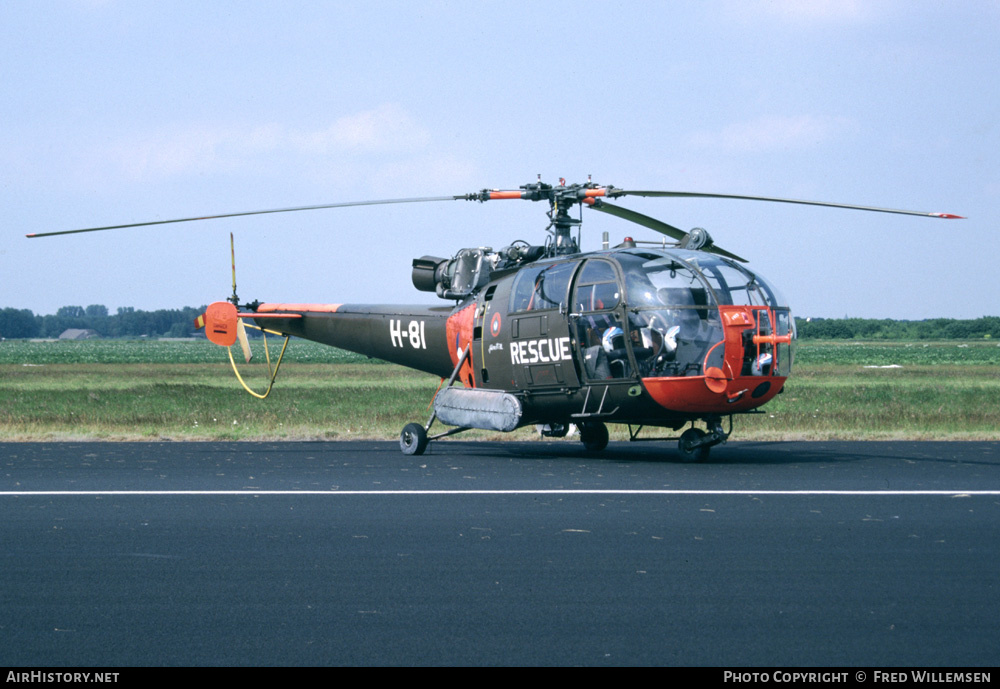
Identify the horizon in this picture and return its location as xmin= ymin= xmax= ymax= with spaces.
xmin=6 ymin=303 xmax=999 ymax=323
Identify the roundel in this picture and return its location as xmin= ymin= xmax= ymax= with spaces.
xmin=490 ymin=312 xmax=502 ymax=337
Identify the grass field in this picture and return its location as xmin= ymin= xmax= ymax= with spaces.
xmin=1 ymin=339 xmax=998 ymax=442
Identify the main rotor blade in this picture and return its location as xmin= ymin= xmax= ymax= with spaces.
xmin=585 ymin=198 xmax=688 ymax=240
xmin=586 ymin=199 xmax=748 ymax=262
xmin=607 ymin=190 xmax=965 ymax=220
xmin=701 ymin=244 xmax=748 ymax=263
xmin=27 ymin=195 xmax=465 ymax=238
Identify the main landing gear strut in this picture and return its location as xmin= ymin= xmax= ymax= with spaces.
xmin=399 ymin=345 xmax=474 ymax=456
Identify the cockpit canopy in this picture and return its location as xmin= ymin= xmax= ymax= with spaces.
xmin=505 ymin=247 xmax=789 ymax=316
xmin=612 ymin=249 xmax=793 ymax=378
xmin=615 ymin=248 xmax=788 ymax=310
xmin=502 ymin=247 xmax=794 ymax=381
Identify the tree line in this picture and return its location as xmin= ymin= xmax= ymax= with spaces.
xmin=0 ymin=305 xmax=207 ymax=339
xmin=795 ymin=316 xmax=999 ymax=340
xmin=2 ymin=306 xmax=998 ymax=340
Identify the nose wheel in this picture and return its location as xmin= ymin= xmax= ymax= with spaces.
xmin=678 ymin=418 xmax=728 ymax=462
xmin=678 ymin=428 xmax=710 ymax=462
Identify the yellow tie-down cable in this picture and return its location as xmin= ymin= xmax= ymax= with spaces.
xmin=226 ymin=320 xmax=291 ymax=400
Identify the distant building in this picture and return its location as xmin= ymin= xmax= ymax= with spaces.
xmin=59 ymin=328 xmax=99 ymax=340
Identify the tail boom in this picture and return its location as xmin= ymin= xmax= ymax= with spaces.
xmin=252 ymin=302 xmax=458 ymax=377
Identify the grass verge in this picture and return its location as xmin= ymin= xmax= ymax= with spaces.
xmin=1 ymin=339 xmax=998 ymax=441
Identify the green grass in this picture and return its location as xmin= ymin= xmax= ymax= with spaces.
xmin=792 ymin=339 xmax=1000 ymax=366
xmin=0 ymin=338 xmax=376 ymax=365
xmin=1 ymin=339 xmax=998 ymax=441
xmin=0 ymin=363 xmax=443 ymax=441
xmin=738 ymin=364 xmax=1000 ymax=440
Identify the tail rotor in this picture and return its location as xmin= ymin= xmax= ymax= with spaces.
xmin=194 ymin=233 xmax=251 ymax=361
xmin=229 ymin=233 xmax=252 ymax=362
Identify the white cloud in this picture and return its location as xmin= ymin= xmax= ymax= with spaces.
xmin=723 ymin=0 xmax=881 ymax=25
xmin=760 ymin=0 xmax=871 ymax=22
xmin=292 ymin=104 xmax=431 ymax=154
xmin=687 ymin=115 xmax=852 ymax=153
xmin=102 ymin=104 xmax=434 ymax=182
xmin=378 ymin=154 xmax=479 ymax=191
xmin=110 ymin=126 xmax=230 ymax=179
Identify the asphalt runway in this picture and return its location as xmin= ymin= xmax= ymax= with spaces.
xmin=2 ymin=440 xmax=998 ymax=667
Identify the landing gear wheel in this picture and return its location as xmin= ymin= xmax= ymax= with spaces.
xmin=400 ymin=423 xmax=428 ymax=456
xmin=579 ymin=421 xmax=609 ymax=452
xmin=678 ymin=427 xmax=710 ymax=463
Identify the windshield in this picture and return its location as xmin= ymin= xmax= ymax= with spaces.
xmin=614 ymin=249 xmax=793 ymax=377
xmin=680 ymin=253 xmax=787 ymax=308
xmin=614 ymin=251 xmax=724 ymax=376
xmin=619 ymin=248 xmax=788 ymax=308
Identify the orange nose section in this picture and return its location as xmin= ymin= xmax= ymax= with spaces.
xmin=202 ymin=301 xmax=239 ymax=347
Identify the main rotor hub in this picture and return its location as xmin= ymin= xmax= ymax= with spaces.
xmin=466 ymin=178 xmax=619 ymax=257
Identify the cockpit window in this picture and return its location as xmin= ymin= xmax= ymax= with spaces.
xmin=675 ymin=253 xmax=788 ymax=308
xmin=577 ymin=259 xmax=617 ymax=284
xmin=509 ymin=260 xmax=579 ymax=313
xmin=628 ymin=307 xmax=724 ymax=377
xmin=617 ymin=252 xmax=716 ymax=310
xmin=574 ymin=259 xmax=621 ymax=312
xmin=610 ymin=252 xmax=723 ymax=377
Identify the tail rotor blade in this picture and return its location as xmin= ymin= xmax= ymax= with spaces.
xmin=230 ymin=232 xmax=238 ymax=303
xmin=236 ymin=319 xmax=253 ymax=364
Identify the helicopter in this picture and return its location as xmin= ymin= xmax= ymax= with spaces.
xmin=28 ymin=177 xmax=962 ymax=461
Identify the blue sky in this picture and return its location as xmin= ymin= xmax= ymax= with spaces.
xmin=3 ymin=1 xmax=997 ymax=319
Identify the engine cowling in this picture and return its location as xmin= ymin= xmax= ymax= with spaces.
xmin=412 ymin=249 xmax=491 ymax=299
